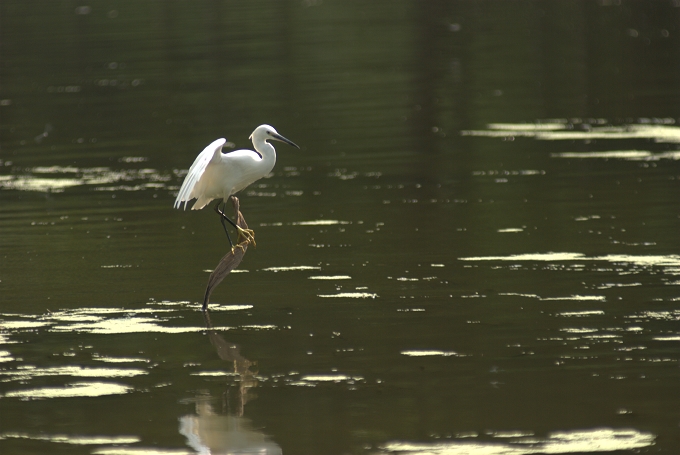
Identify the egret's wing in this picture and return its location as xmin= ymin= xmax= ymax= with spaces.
xmin=173 ymin=138 xmax=226 ymax=210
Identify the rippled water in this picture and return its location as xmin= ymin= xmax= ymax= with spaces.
xmin=3 ymin=1 xmax=680 ymax=454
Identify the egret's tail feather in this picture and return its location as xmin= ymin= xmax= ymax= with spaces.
xmin=173 ymin=198 xmax=190 ymax=210
xmin=191 ymin=196 xmax=212 ymax=211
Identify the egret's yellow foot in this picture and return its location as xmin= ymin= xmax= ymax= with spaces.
xmin=236 ymin=226 xmax=256 ymax=247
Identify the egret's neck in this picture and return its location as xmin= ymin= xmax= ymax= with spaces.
xmin=254 ymin=139 xmax=277 ymax=167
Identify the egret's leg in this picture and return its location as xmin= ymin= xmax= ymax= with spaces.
xmin=213 ymin=201 xmax=256 ymax=247
xmin=215 ymin=202 xmax=235 ymax=249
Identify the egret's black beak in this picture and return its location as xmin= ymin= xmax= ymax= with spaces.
xmin=271 ymin=132 xmax=300 ymax=149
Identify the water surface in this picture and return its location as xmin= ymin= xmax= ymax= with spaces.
xmin=2 ymin=1 xmax=680 ymax=454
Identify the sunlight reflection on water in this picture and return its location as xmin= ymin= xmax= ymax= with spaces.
xmin=317 ymin=292 xmax=378 ymax=298
xmin=552 ymin=150 xmax=680 ymax=160
xmin=462 ymin=120 xmax=680 ymax=143
xmin=380 ymin=427 xmax=655 ymax=454
xmin=0 ymin=365 xmax=147 ymax=380
xmin=3 ymin=382 xmax=133 ymax=399
xmin=260 ymin=265 xmax=321 ymax=272
xmin=1 ymin=304 xmax=238 ymax=335
xmin=401 ymin=350 xmax=463 ymax=357
xmin=460 ymin=252 xmax=680 ymax=269
xmin=0 ymin=433 xmax=140 ymax=445
xmin=308 ymin=275 xmax=352 ymax=280
xmin=0 ymin=165 xmax=171 ymax=192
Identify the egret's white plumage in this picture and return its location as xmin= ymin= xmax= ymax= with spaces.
xmin=174 ymin=124 xmax=299 ymax=211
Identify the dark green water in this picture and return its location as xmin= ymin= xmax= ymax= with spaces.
xmin=2 ymin=1 xmax=680 ymax=454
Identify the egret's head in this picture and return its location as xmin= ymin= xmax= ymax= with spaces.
xmin=250 ymin=124 xmax=300 ymax=149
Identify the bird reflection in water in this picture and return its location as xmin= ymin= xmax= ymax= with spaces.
xmin=203 ymin=309 xmax=259 ymax=417
xmin=178 ymin=311 xmax=280 ymax=455
xmin=178 ymin=196 xmax=281 ymax=454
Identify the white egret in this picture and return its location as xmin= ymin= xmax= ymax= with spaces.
xmin=174 ymin=124 xmax=299 ymax=248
